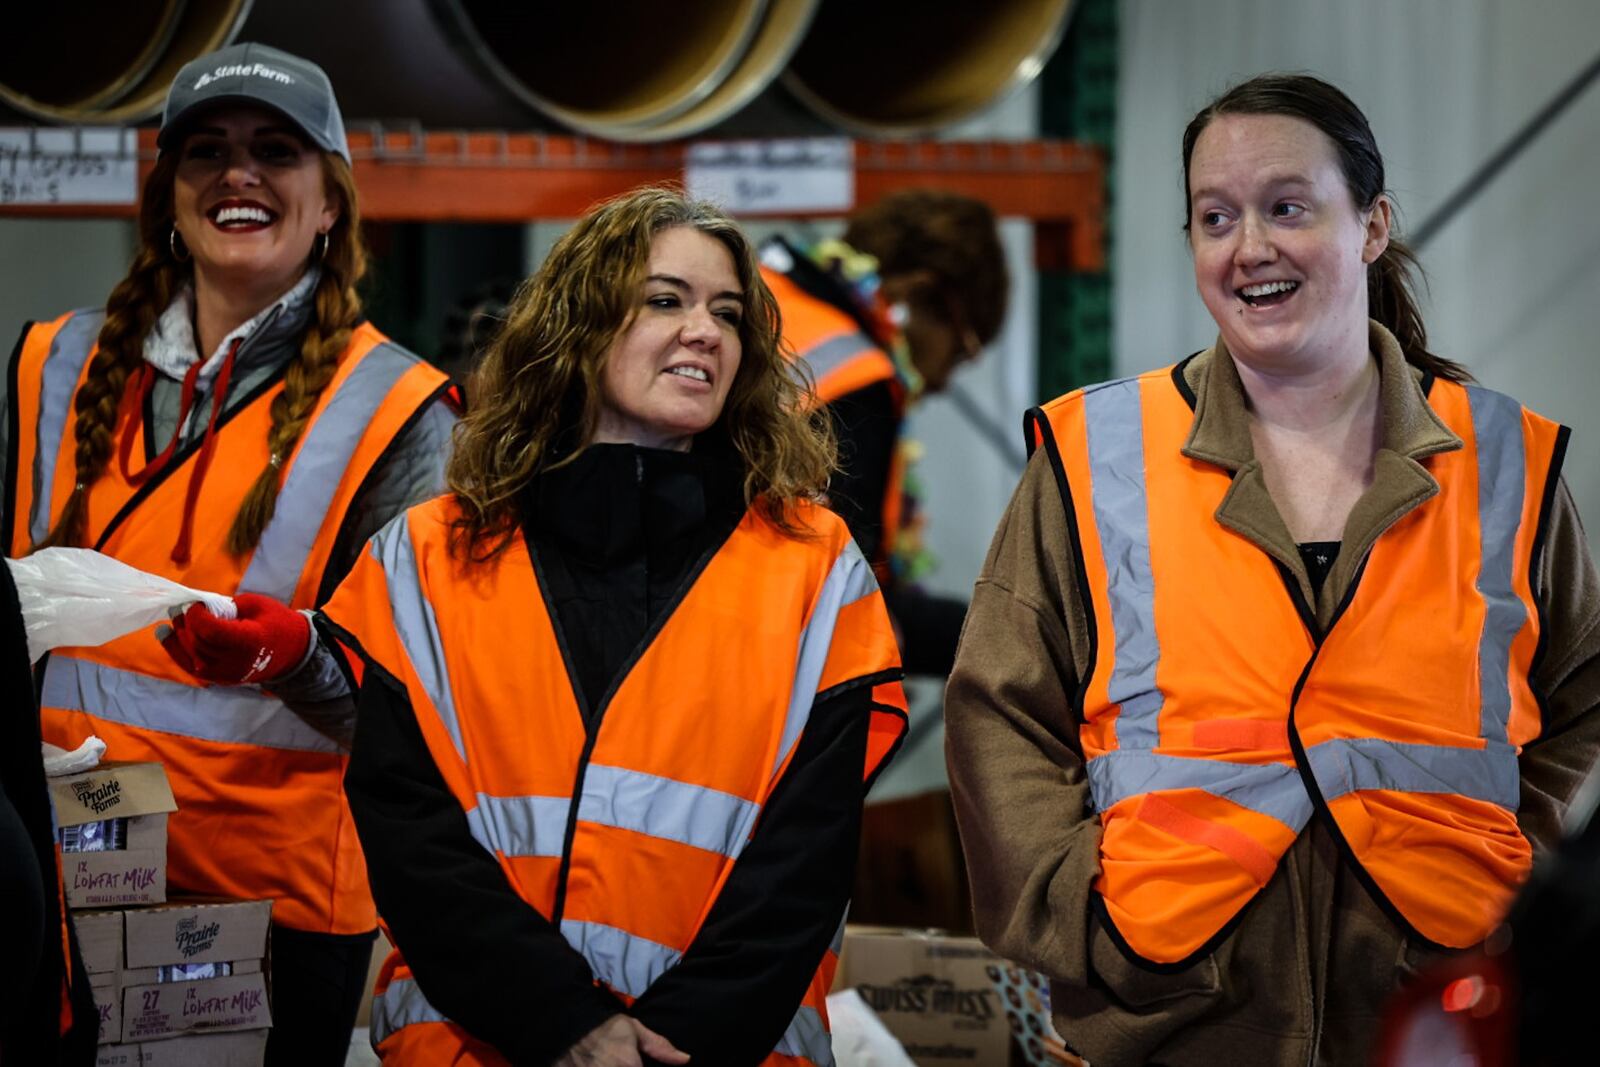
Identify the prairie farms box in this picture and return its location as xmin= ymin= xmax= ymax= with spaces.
xmin=117 ymin=898 xmax=273 ymax=1042
xmin=50 ymin=762 xmax=176 ymax=908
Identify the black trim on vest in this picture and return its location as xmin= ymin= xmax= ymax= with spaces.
xmin=1024 ymin=405 xmax=1098 ymax=716
xmin=815 ymin=667 xmax=903 ymax=708
xmin=1527 ymin=424 xmax=1572 ymax=734
xmin=316 ymin=612 xmax=406 ymax=705
xmin=1091 ymin=890 xmax=1251 ymax=975
xmin=1170 ymin=353 xmax=1202 ymax=411
xmin=91 ymin=363 xmax=289 ymax=553
xmin=1419 ymin=369 xmax=1437 ymax=398
xmin=539 ymin=508 xmax=746 ymax=926
xmin=1273 ymin=559 xmax=1321 ymax=640
xmin=311 ymin=611 xmax=365 ymax=697
xmin=313 ymin=377 xmax=455 ymax=608
xmin=862 ymin=700 xmax=911 ymax=793
xmin=3 ymin=322 xmax=32 ymax=553
xmin=1281 ymin=554 xmax=1452 ymax=951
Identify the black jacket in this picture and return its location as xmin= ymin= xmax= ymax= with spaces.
xmin=341 ymin=443 xmax=878 ymax=1065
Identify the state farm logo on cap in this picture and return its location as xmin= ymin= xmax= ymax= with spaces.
xmin=193 ymin=62 xmax=297 ymax=91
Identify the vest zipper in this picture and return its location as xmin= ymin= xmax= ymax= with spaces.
xmin=534 ymin=496 xmax=744 ymax=925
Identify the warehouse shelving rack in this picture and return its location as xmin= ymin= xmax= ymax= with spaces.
xmin=0 ymin=127 xmax=1106 ymax=271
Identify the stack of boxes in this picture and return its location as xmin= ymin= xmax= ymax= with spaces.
xmin=50 ymin=761 xmax=273 ymax=1066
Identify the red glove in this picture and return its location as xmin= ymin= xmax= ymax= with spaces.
xmin=160 ymin=592 xmax=310 ymax=686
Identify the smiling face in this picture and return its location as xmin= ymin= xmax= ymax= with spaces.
xmin=1187 ymin=113 xmax=1390 ymax=375
xmin=171 ymin=105 xmax=338 ymax=308
xmin=592 ymin=226 xmax=745 ymax=451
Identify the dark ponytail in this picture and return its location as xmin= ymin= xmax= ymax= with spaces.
xmin=1181 ymin=72 xmax=1471 ymax=383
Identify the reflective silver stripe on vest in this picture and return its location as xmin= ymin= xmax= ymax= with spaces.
xmin=370 ymin=512 xmax=468 ymax=764
xmin=580 ymin=764 xmax=762 ymax=859
xmin=1307 ymin=736 xmax=1520 ymax=810
xmin=801 ymin=332 xmax=877 ymax=384
xmin=1082 ymin=378 xmax=1164 ymax=749
xmin=466 ymin=793 xmax=571 ymax=858
xmin=369 ymin=976 xmax=449 ymax=1048
xmin=41 ymin=656 xmax=341 ymax=754
xmin=774 ymin=1004 xmax=834 ymax=1066
xmin=239 ymin=343 xmax=424 ymax=603
xmin=776 ymin=539 xmax=879 ymax=777
xmin=1084 ymin=750 xmax=1315 ymax=830
xmin=28 ymin=310 xmax=106 ymax=547
xmin=829 ymin=908 xmax=848 ymax=955
xmin=560 ymin=919 xmax=682 ymax=999
xmin=1465 ymin=385 xmax=1529 ymax=746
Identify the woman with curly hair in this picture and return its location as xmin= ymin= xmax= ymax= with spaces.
xmin=324 ymin=186 xmax=909 ymax=1066
xmin=4 ymin=43 xmax=455 ymax=1064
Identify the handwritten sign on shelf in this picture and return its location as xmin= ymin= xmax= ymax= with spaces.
xmin=0 ymin=127 xmax=139 ymax=206
xmin=685 ymin=137 xmax=854 ymax=215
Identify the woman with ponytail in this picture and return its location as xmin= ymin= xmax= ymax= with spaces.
xmin=3 ymin=43 xmax=456 ymax=1064
xmin=947 ymin=73 xmax=1600 ymax=1064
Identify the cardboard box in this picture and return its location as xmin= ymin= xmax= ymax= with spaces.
xmin=116 ymin=898 xmax=273 ymax=1043
xmin=835 ymin=927 xmax=1012 ymax=1065
xmin=50 ymin=762 xmax=176 ymax=909
xmin=120 ymin=971 xmax=271 ymax=1042
xmin=138 ymin=1030 xmax=268 ymax=1066
xmin=124 ymin=898 xmax=272 ymax=969
xmin=94 ymin=1042 xmax=139 ymax=1067
xmin=75 ymin=910 xmax=125 ymax=974
xmin=91 ymin=972 xmax=120 ymax=1045
xmin=96 ymin=1030 xmax=267 ymax=1067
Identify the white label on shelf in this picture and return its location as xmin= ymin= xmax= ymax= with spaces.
xmin=685 ymin=137 xmax=853 ymax=215
xmin=0 ymin=128 xmax=138 ymax=205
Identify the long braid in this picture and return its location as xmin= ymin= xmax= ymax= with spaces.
xmin=226 ymin=157 xmax=366 ymax=554
xmin=36 ymin=157 xmax=183 ymax=551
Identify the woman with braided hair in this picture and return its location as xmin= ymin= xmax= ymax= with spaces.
xmin=3 ymin=43 xmax=456 ymax=1065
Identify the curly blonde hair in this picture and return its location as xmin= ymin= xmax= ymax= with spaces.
xmin=448 ymin=185 xmax=835 ymax=559
xmin=36 ymin=147 xmax=366 ymax=555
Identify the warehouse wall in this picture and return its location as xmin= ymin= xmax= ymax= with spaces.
xmin=1115 ymin=0 xmax=1600 ymax=555
xmin=0 ymin=218 xmax=137 ymax=349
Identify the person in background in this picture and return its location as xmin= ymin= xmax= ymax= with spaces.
xmin=324 ymin=186 xmax=907 ymax=1066
xmin=946 ymin=72 xmax=1600 ymax=1065
xmin=761 ymin=190 xmax=1008 ymax=677
xmin=4 ymin=43 xmax=456 ymax=1065
xmin=760 ymin=191 xmax=1008 ymax=934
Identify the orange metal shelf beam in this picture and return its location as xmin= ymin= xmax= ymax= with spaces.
xmin=3 ymin=128 xmax=1106 ymax=271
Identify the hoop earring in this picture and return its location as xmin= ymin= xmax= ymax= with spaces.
xmin=169 ymin=225 xmax=190 ymax=263
xmin=314 ymin=231 xmax=329 ymax=262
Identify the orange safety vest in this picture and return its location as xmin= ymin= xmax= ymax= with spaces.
xmin=762 ymin=265 xmax=908 ymax=578
xmin=1027 ymin=363 xmax=1566 ymax=966
xmin=323 ymin=494 xmax=909 ymax=1065
xmin=6 ymin=308 xmax=451 ymax=934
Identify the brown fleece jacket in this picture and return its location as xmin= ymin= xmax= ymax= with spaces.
xmin=945 ymin=323 xmax=1600 ymax=1067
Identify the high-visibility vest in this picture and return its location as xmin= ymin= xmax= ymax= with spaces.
xmin=762 ymin=266 xmax=908 ymax=578
xmin=1027 ymin=364 xmax=1566 ymax=966
xmin=323 ymin=493 xmax=909 ymax=1065
xmin=7 ymin=309 xmax=451 ymax=934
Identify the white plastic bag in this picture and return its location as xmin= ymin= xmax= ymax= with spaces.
xmin=825 ymin=988 xmax=918 ymax=1067
xmin=6 ymin=548 xmax=235 ymax=663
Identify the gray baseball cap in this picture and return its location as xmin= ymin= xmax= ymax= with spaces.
xmin=158 ymin=42 xmax=350 ymax=164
